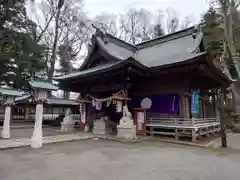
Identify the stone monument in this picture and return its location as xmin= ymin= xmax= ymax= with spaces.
xmin=61 ymin=108 xmax=74 ymax=132
xmin=117 ymin=105 xmax=136 ymax=140
xmin=93 ymin=117 xmax=106 ymax=135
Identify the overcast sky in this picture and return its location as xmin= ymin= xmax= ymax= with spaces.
xmin=84 ymin=0 xmax=211 ymax=24
xmin=31 ymin=0 xmax=211 ymax=25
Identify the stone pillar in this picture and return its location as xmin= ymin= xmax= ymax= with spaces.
xmin=1 ymin=105 xmax=11 ymax=139
xmin=31 ymin=103 xmax=44 ymax=148
xmin=93 ymin=117 xmax=106 ymax=135
xmin=79 ymin=103 xmax=88 ymax=131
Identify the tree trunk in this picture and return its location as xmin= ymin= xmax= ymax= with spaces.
xmin=48 ymin=8 xmax=61 ymax=81
xmin=219 ymin=0 xmax=240 ymax=112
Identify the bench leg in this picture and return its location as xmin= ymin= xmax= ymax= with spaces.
xmin=150 ymin=127 xmax=154 ymax=136
xmin=192 ymin=129 xmax=197 ymax=141
xmin=175 ymin=128 xmax=179 ymax=140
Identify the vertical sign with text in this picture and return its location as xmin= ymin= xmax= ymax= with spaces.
xmin=191 ymin=90 xmax=200 ymax=116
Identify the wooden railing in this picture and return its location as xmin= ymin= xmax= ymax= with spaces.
xmin=146 ymin=117 xmax=220 ymax=141
xmin=148 ymin=117 xmax=219 ymax=126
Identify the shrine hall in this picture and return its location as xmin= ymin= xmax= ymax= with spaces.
xmin=55 ymin=25 xmax=232 ymax=141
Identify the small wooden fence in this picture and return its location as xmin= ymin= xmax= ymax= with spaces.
xmin=146 ymin=117 xmax=220 ymax=141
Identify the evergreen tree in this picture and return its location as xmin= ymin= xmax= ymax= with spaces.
xmin=0 ymin=0 xmax=46 ymax=89
xmin=201 ymin=6 xmax=239 ymax=79
xmin=201 ymin=7 xmax=224 ymax=58
xmin=153 ymin=24 xmax=165 ymax=38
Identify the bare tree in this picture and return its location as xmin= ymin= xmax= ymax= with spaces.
xmin=152 ymin=9 xmax=165 ymax=38
xmin=30 ymin=0 xmax=91 ymax=80
xmin=119 ymin=8 xmax=142 ymax=45
xmin=118 ymin=8 xmax=155 ymax=45
xmin=166 ymin=8 xmax=180 ymax=33
xmin=180 ymin=16 xmax=193 ymax=29
xmin=93 ymin=13 xmax=118 ymax=36
xmin=48 ymin=0 xmax=65 ymax=81
xmin=138 ymin=8 xmax=154 ymax=42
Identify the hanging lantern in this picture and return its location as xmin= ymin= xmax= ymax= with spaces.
xmin=95 ymin=101 xmax=102 ymax=110
xmin=34 ymin=89 xmax=48 ymax=101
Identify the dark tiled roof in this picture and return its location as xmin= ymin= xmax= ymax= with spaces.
xmin=54 ymin=62 xmax=120 ymax=80
xmin=15 ymin=94 xmax=32 ymax=102
xmin=0 ymin=85 xmax=23 ymax=96
xmin=45 ymin=98 xmax=79 ymax=106
xmin=54 ymin=25 xmax=230 ymax=83
xmin=29 ymin=79 xmax=58 ymax=90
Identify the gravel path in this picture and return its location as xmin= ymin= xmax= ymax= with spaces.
xmin=0 ymin=140 xmax=239 ymax=180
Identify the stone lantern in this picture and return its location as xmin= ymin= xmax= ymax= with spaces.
xmin=29 ymin=79 xmax=58 ymax=148
xmin=0 ymin=85 xmax=22 ymax=139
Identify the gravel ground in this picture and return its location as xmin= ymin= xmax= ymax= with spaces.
xmin=0 ymin=140 xmax=239 ymax=180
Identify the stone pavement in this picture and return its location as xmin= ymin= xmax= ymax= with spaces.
xmin=1 ymin=140 xmax=240 ymax=180
xmin=0 ymin=127 xmax=64 ymax=139
xmin=207 ymin=133 xmax=240 ymax=150
xmin=0 ymin=129 xmax=216 ymax=150
xmin=0 ymin=132 xmax=95 ymax=149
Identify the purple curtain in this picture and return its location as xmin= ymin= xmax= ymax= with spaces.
xmin=129 ymin=94 xmax=179 ymax=115
xmin=87 ymin=104 xmax=97 ymax=116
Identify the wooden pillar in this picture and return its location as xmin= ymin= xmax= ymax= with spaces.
xmin=212 ymin=95 xmax=216 ymax=118
xmin=179 ymin=95 xmax=184 ymax=118
xmin=183 ymin=94 xmax=190 ymax=119
xmin=24 ymin=107 xmax=29 ymax=120
xmin=203 ymin=95 xmax=208 ymax=119
xmin=124 ymin=69 xmax=131 ymax=106
xmin=199 ymin=99 xmax=203 ymax=118
xmin=214 ymin=94 xmax=220 ymax=120
xmin=124 ymin=87 xmax=128 ymax=106
xmin=192 ymin=118 xmax=197 ymax=141
xmin=219 ymin=88 xmax=227 ymax=148
xmin=79 ymin=102 xmax=87 ymax=131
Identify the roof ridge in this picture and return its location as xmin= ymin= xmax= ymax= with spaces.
xmin=136 ymin=25 xmax=199 ymax=49
xmin=105 ymin=32 xmax=137 ymax=51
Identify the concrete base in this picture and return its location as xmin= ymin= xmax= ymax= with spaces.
xmin=84 ymin=125 xmax=89 ymax=132
xmin=117 ymin=124 xmax=136 ymax=140
xmin=31 ymin=137 xmax=43 ymax=148
xmin=61 ymin=123 xmax=74 ymax=132
xmin=93 ymin=118 xmax=106 ymax=135
xmin=117 ymin=116 xmax=136 ymax=140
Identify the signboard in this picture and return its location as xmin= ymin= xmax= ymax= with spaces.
xmin=141 ymin=97 xmax=152 ymax=109
xmin=134 ymin=108 xmax=146 ymax=134
xmin=191 ymin=90 xmax=200 ymax=115
xmin=137 ymin=112 xmax=145 ymax=130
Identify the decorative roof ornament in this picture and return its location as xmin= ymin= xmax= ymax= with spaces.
xmin=92 ymin=24 xmax=108 ymax=44
xmin=103 ymin=35 xmax=108 ymax=44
